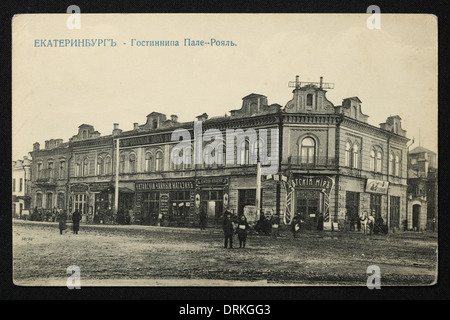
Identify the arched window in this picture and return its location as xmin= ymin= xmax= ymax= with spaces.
xmin=129 ymin=153 xmax=136 ymax=173
xmin=301 ymin=137 xmax=315 ymax=164
xmin=306 ymin=94 xmax=313 ymax=107
xmin=57 ymin=193 xmax=65 ymax=209
xmin=345 ymin=142 xmax=351 ymax=167
xmin=352 ymin=144 xmax=359 ymax=169
xmin=46 ymin=192 xmax=53 ymax=209
xmin=105 ymin=156 xmax=111 ymax=174
xmin=59 ymin=160 xmax=66 ymax=179
xmin=119 ymin=154 xmax=125 ymax=173
xmin=370 ymin=149 xmax=376 ymax=172
xmin=389 ymin=153 xmax=395 ymax=175
xmin=97 ymin=157 xmax=104 ymax=176
xmin=145 ymin=152 xmax=153 ymax=172
xmin=48 ymin=161 xmax=54 ymax=179
xmin=155 ymin=151 xmax=163 ymax=172
xmin=239 ymin=139 xmax=250 ymax=165
xmin=376 ymin=151 xmax=383 ymax=173
xmin=395 ymin=155 xmax=400 ymax=176
xmin=83 ymin=157 xmax=89 ymax=176
xmin=36 ymin=193 xmax=43 ymax=208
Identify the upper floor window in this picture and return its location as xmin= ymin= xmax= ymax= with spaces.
xmin=389 ymin=153 xmax=395 ymax=175
xmin=395 ymin=155 xmax=400 ymax=176
xmin=105 ymin=156 xmax=112 ymax=175
xmin=306 ymin=94 xmax=313 ymax=107
xmin=19 ymin=178 xmax=23 ymax=192
xmin=352 ymin=144 xmax=360 ymax=169
xmin=129 ymin=154 xmax=136 ymax=173
xmin=376 ymin=151 xmax=383 ymax=173
xmin=300 ymin=137 xmax=315 ymax=164
xmin=12 ymin=178 xmax=16 ymax=192
xmin=239 ymin=139 xmax=250 ymax=165
xmin=145 ymin=152 xmax=153 ymax=172
xmin=97 ymin=157 xmax=104 ymax=175
xmin=59 ymin=161 xmax=66 ymax=179
xmin=155 ymin=151 xmax=163 ymax=172
xmin=83 ymin=157 xmax=89 ymax=176
xmin=76 ymin=159 xmax=81 ymax=177
xmin=48 ymin=162 xmax=54 ymax=179
xmin=345 ymin=142 xmax=351 ymax=167
xmin=119 ymin=154 xmax=125 ymax=173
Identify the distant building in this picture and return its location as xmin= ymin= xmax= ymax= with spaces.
xmin=29 ymin=139 xmax=71 ymax=215
xmin=12 ymin=156 xmax=32 ymax=218
xmin=407 ymin=146 xmax=438 ymax=231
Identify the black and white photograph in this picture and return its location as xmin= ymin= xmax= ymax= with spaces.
xmin=11 ymin=12 xmax=438 ymax=291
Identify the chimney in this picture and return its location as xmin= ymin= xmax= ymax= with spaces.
xmin=196 ymin=113 xmax=209 ymax=122
xmin=112 ymin=123 xmax=122 ymax=136
xmin=33 ymin=142 xmax=40 ymax=151
xmin=44 ymin=140 xmax=50 ymax=149
xmin=133 ymin=123 xmax=139 ymax=130
xmin=171 ymin=115 xmax=178 ymax=123
xmin=295 ymin=75 xmax=300 ymax=88
xmin=320 ymin=77 xmax=323 ymax=89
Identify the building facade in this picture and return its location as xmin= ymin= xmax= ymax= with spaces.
xmin=28 ymin=77 xmax=410 ymax=231
xmin=29 ymin=139 xmax=71 ymax=218
xmin=407 ymin=146 xmax=438 ymax=231
xmin=12 ymin=156 xmax=32 ymax=218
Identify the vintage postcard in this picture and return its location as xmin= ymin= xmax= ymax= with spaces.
xmin=12 ymin=13 xmax=438 ymax=289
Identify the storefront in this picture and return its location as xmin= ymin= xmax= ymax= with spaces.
xmin=196 ymin=177 xmax=229 ymax=226
xmin=135 ymin=180 xmax=195 ymax=226
xmin=290 ymin=175 xmax=335 ymax=230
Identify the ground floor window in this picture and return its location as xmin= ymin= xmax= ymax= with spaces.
xmin=57 ymin=193 xmax=65 ymax=209
xmin=170 ymin=191 xmax=191 ymax=219
xmin=73 ymin=193 xmax=87 ymax=214
xmin=390 ymin=196 xmax=400 ymax=229
xmin=46 ymin=192 xmax=53 ymax=209
xmin=141 ymin=191 xmax=160 ymax=225
xmin=36 ymin=193 xmax=43 ymax=208
xmin=238 ymin=189 xmax=262 ymax=216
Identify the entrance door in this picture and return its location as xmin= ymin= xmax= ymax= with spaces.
xmin=296 ymin=190 xmax=321 ymax=228
xmin=413 ymin=204 xmax=421 ymax=231
xmin=389 ymin=196 xmax=400 ymax=229
xmin=207 ymin=201 xmax=216 ymax=219
xmin=346 ymin=192 xmax=360 ymax=231
xmin=370 ymin=194 xmax=382 ymax=220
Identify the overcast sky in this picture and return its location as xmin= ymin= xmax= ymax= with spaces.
xmin=12 ymin=14 xmax=437 ymax=160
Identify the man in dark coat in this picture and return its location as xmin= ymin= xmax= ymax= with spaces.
xmin=58 ymin=210 xmax=67 ymax=235
xmin=236 ymin=214 xmax=250 ymax=248
xmin=199 ymin=208 xmax=207 ymax=231
xmin=222 ymin=211 xmax=234 ymax=249
xmin=72 ymin=209 xmax=82 ymax=234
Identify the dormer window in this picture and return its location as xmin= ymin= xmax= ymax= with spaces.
xmin=152 ymin=119 xmax=158 ymax=129
xmin=82 ymin=130 xmax=87 ymax=139
xmin=306 ymin=94 xmax=313 ymax=107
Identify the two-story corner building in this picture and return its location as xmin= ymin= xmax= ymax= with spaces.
xmin=281 ymin=78 xmax=409 ymax=231
xmin=29 ymin=139 xmax=71 ymax=216
xmin=407 ymin=146 xmax=438 ymax=231
xmin=27 ymin=76 xmax=411 ymax=231
xmin=12 ymin=156 xmax=32 ymax=218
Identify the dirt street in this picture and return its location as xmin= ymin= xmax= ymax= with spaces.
xmin=12 ymin=220 xmax=438 ymax=287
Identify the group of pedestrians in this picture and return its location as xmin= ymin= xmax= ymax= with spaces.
xmin=222 ymin=210 xmax=250 ymax=249
xmin=58 ymin=209 xmax=82 ymax=235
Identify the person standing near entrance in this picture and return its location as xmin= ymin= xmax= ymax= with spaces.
xmin=72 ymin=209 xmax=81 ymax=234
xmin=223 ymin=211 xmax=234 ymax=248
xmin=270 ymin=214 xmax=280 ymax=238
xmin=199 ymin=208 xmax=207 ymax=231
xmin=58 ymin=209 xmax=67 ymax=235
xmin=236 ymin=214 xmax=250 ymax=248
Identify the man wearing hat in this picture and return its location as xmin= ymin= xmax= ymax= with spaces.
xmin=222 ymin=210 xmax=234 ymax=248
